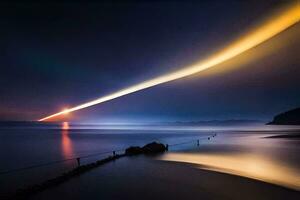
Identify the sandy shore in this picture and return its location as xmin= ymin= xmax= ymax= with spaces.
xmin=30 ymin=155 xmax=300 ymax=200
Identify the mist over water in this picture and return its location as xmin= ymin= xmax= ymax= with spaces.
xmin=0 ymin=122 xmax=299 ymax=196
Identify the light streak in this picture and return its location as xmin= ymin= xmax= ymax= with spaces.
xmin=39 ymin=3 xmax=300 ymax=121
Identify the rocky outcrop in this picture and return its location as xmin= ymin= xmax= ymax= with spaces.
xmin=125 ymin=146 xmax=143 ymax=155
xmin=125 ymin=142 xmax=167 ymax=155
xmin=142 ymin=142 xmax=167 ymax=154
xmin=267 ymin=107 xmax=300 ymax=125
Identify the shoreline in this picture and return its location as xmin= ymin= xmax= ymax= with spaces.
xmin=264 ymin=133 xmax=300 ymax=139
xmin=166 ymin=160 xmax=300 ymax=192
xmin=30 ymin=156 xmax=300 ymax=200
xmin=159 ymin=151 xmax=300 ymax=191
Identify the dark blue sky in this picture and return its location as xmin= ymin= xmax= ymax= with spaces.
xmin=0 ymin=0 xmax=299 ymax=122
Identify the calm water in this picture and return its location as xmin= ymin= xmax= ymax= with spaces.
xmin=0 ymin=122 xmax=299 ymax=196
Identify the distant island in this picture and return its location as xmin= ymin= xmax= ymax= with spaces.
xmin=267 ymin=107 xmax=300 ymax=125
xmin=162 ymin=119 xmax=263 ymax=126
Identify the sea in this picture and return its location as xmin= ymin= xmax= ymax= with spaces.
xmin=0 ymin=121 xmax=299 ymax=197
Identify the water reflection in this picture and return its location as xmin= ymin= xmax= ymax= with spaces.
xmin=62 ymin=122 xmax=70 ymax=130
xmin=161 ymin=152 xmax=300 ymax=190
xmin=61 ymin=122 xmax=73 ymax=158
xmin=159 ymin=133 xmax=300 ymax=191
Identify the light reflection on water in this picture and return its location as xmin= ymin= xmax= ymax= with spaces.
xmin=161 ymin=153 xmax=300 ymax=190
xmin=159 ymin=133 xmax=300 ymax=190
xmin=61 ymin=122 xmax=74 ymax=159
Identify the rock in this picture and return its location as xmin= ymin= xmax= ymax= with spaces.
xmin=125 ymin=146 xmax=143 ymax=155
xmin=267 ymin=107 xmax=300 ymax=125
xmin=142 ymin=142 xmax=166 ymax=154
xmin=125 ymin=142 xmax=167 ymax=155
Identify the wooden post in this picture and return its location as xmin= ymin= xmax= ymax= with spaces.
xmin=76 ymin=157 xmax=81 ymax=167
xmin=113 ymin=151 xmax=116 ymax=156
xmin=197 ymin=140 xmax=199 ymax=146
xmin=166 ymin=144 xmax=169 ymax=151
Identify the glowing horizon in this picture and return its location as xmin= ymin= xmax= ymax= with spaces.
xmin=39 ymin=3 xmax=300 ymax=121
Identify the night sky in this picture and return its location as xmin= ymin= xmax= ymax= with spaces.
xmin=1 ymin=0 xmax=299 ymax=122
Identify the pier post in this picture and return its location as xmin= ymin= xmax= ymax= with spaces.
xmin=166 ymin=144 xmax=169 ymax=151
xmin=113 ymin=151 xmax=116 ymax=156
xmin=76 ymin=157 xmax=81 ymax=167
xmin=197 ymin=140 xmax=199 ymax=146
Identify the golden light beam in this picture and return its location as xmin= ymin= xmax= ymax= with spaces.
xmin=39 ymin=3 xmax=300 ymax=121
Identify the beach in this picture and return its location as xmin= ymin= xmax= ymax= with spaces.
xmin=30 ymin=155 xmax=299 ymax=200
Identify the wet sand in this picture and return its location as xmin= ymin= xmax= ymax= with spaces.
xmin=264 ymin=133 xmax=300 ymax=139
xmin=31 ymin=155 xmax=300 ymax=200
